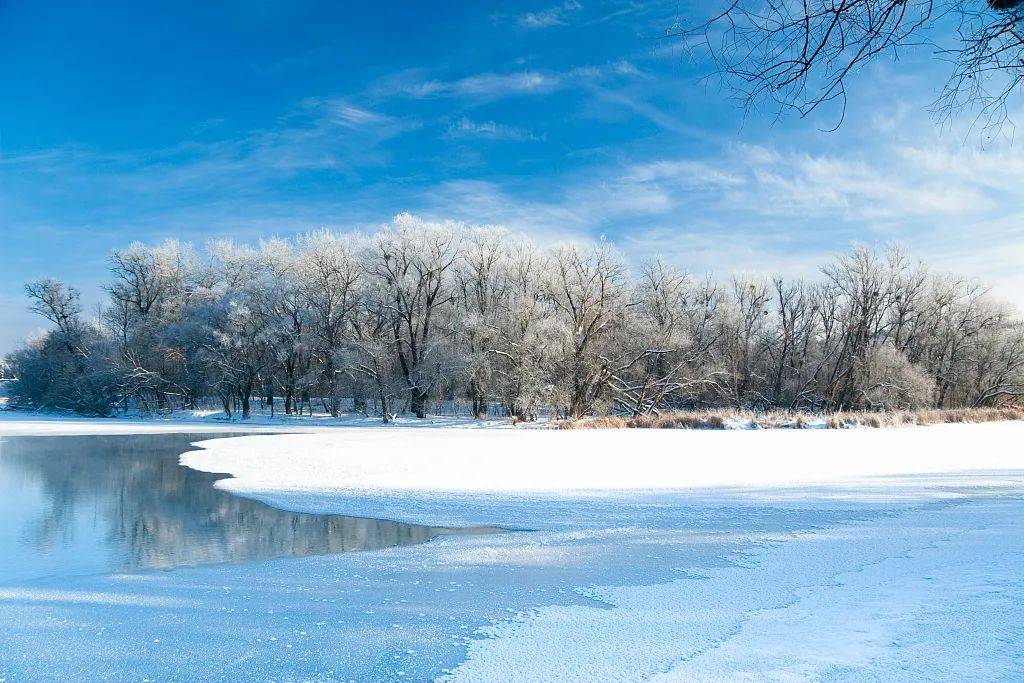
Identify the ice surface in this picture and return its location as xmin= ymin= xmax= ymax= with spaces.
xmin=448 ymin=499 xmax=1024 ymax=682
xmin=0 ymin=419 xmax=1021 ymax=681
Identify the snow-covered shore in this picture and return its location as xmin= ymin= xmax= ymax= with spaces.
xmin=0 ymin=409 xmax=490 ymax=436
xmin=178 ymin=421 xmax=1024 ymax=527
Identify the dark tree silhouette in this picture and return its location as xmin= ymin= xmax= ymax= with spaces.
xmin=673 ymin=1 xmax=1024 ymax=132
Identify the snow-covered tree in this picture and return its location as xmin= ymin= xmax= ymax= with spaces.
xmin=7 ymin=221 xmax=1023 ymax=418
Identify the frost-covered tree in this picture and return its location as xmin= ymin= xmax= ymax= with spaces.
xmin=299 ymin=232 xmax=362 ymax=417
xmin=105 ymin=240 xmax=197 ymax=410
xmin=193 ymin=241 xmax=277 ymax=419
xmin=609 ymin=261 xmax=721 ymax=415
xmin=484 ymin=240 xmax=554 ymax=421
xmin=455 ymin=226 xmax=509 ymax=417
xmin=544 ymin=243 xmax=637 ymax=418
xmin=367 ymin=215 xmax=461 ymax=418
xmin=10 ymin=279 xmax=115 ymax=414
xmin=6 ymin=220 xmax=1023 ymax=418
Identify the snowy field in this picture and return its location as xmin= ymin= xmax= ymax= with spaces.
xmin=1 ymin=418 xmax=1023 ymax=681
xmin=0 ymin=408 xmax=492 ymax=436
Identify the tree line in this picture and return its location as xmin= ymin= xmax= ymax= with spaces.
xmin=6 ymin=215 xmax=1024 ymax=420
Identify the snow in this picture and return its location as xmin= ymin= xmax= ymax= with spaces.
xmin=447 ymin=499 xmax=1024 ymax=682
xmin=0 ymin=409 xmax=492 ymax=436
xmin=181 ymin=422 xmax=1024 ymax=527
xmin=1 ymin=419 xmax=1023 ymax=681
xmin=185 ymin=422 xmax=1024 ymax=496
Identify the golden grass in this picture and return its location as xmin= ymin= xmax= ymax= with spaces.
xmin=557 ymin=406 xmax=1024 ymax=430
xmin=825 ymin=406 xmax=1024 ymax=429
xmin=558 ymin=409 xmax=786 ymax=430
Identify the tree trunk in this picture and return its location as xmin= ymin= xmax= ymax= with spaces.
xmin=327 ymin=366 xmax=340 ymax=417
xmin=240 ymin=391 xmax=251 ymax=420
xmin=470 ymin=377 xmax=487 ymax=418
xmin=410 ymin=386 xmax=427 ymax=419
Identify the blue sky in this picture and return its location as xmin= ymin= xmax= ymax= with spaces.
xmin=2 ymin=0 xmax=1023 ymax=353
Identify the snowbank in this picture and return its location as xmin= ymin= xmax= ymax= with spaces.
xmin=187 ymin=421 xmax=1024 ymax=494
xmin=0 ymin=413 xmax=285 ymax=436
xmin=176 ymin=421 xmax=1024 ymax=529
xmin=0 ymin=410 xmax=490 ymax=436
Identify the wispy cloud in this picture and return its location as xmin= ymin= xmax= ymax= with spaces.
xmin=445 ymin=117 xmax=543 ymax=142
xmin=622 ymin=159 xmax=744 ymax=189
xmin=375 ymin=62 xmax=637 ymax=102
xmin=400 ymin=71 xmax=564 ymax=99
xmin=415 ymin=179 xmax=593 ymax=247
xmin=727 ymin=143 xmax=1007 ymax=223
xmin=517 ymin=0 xmax=583 ymax=29
xmin=565 ymin=140 xmax=1024 ymax=231
xmin=410 ymin=137 xmax=1024 ymax=307
xmin=2 ymin=98 xmax=419 ymax=199
xmin=321 ymin=101 xmax=392 ymax=128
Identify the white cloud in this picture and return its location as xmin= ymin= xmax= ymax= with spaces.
xmin=326 ymin=103 xmax=389 ymax=128
xmin=413 ymin=137 xmax=1024 ymax=309
xmin=385 ymin=62 xmax=635 ymax=102
xmin=445 ymin=117 xmax=542 ymax=142
xmin=618 ymin=227 xmax=829 ymax=281
xmin=728 ymin=143 xmax=1010 ymax=223
xmin=625 ymin=142 xmax=1024 ymax=306
xmin=1 ymin=97 xmax=420 ymax=202
xmin=400 ymin=71 xmax=563 ymax=100
xmin=517 ymin=1 xmax=582 ymax=29
xmin=612 ymin=60 xmax=641 ymax=76
xmin=417 ymin=179 xmax=590 ymax=245
xmin=623 ymin=159 xmax=745 ymax=189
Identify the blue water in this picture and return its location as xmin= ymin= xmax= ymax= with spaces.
xmin=0 ymin=433 xmax=454 ymax=585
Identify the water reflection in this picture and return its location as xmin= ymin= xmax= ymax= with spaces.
xmin=0 ymin=433 xmax=465 ymax=584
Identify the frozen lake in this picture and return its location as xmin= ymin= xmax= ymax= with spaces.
xmin=0 ymin=425 xmax=1022 ymax=681
xmin=0 ymin=434 xmax=486 ymax=584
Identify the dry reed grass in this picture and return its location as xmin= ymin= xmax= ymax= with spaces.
xmin=824 ymin=406 xmax=1024 ymax=429
xmin=557 ymin=406 xmax=1024 ymax=430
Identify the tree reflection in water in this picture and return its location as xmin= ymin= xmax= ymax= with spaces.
xmin=0 ymin=433 xmax=462 ymax=576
